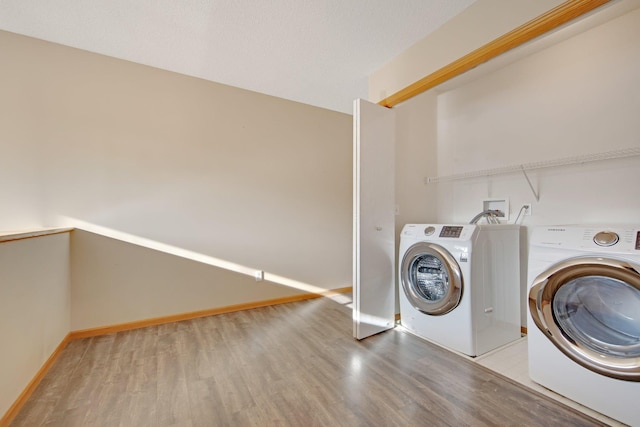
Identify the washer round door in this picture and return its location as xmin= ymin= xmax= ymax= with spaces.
xmin=529 ymin=256 xmax=640 ymax=381
xmin=400 ymin=242 xmax=463 ymax=315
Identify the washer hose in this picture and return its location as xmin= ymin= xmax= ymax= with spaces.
xmin=469 ymin=210 xmax=502 ymax=224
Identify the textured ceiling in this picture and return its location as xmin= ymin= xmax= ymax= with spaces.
xmin=0 ymin=0 xmax=475 ymax=113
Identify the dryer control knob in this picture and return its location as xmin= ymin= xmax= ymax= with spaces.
xmin=424 ymin=226 xmax=436 ymax=236
xmin=593 ymin=231 xmax=619 ymax=247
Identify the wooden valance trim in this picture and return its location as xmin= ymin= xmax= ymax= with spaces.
xmin=378 ymin=0 xmax=611 ymax=108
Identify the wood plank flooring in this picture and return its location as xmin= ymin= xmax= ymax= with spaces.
xmin=11 ymin=295 xmax=608 ymax=426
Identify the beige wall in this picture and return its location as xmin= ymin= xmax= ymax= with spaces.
xmin=1 ymin=30 xmax=352 ymax=292
xmin=369 ymin=0 xmax=565 ymax=103
xmin=0 ymin=233 xmax=71 ymax=417
xmin=70 ymin=230 xmax=306 ymax=330
xmin=393 ymin=92 xmax=439 ymax=228
xmin=0 ymin=31 xmax=43 ymax=228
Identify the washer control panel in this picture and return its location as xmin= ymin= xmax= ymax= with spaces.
xmin=401 ymin=224 xmax=475 ymax=241
xmin=439 ymin=226 xmax=464 ymax=238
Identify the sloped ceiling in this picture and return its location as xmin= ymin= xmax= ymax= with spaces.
xmin=0 ymin=0 xmax=475 ymax=113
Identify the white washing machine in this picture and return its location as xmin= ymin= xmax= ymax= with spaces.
xmin=399 ymin=223 xmax=521 ymax=357
xmin=528 ymin=225 xmax=640 ymax=426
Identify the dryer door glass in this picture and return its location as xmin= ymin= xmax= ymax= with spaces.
xmin=529 ymin=257 xmax=640 ymax=381
xmin=553 ymin=276 xmax=640 ymax=358
xmin=401 ymin=242 xmax=463 ymax=316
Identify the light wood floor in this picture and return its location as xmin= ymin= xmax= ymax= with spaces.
xmin=12 ymin=295 xmax=608 ymax=426
xmin=473 ymin=338 xmax=624 ymax=426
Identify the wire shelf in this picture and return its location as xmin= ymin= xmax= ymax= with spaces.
xmin=425 ymin=146 xmax=640 ymax=184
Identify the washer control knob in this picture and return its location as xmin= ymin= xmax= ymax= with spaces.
xmin=593 ymin=231 xmax=619 ymax=247
xmin=424 ymin=226 xmax=436 ymax=236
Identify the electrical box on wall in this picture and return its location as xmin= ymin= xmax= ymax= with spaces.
xmin=483 ymin=198 xmax=509 ymax=221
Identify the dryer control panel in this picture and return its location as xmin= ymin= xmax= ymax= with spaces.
xmin=529 ymin=226 xmax=640 ymax=253
xmin=582 ymin=228 xmax=639 ymax=251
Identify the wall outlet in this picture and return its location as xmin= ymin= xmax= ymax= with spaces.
xmin=254 ymin=270 xmax=264 ymax=281
xmin=523 ymin=204 xmax=532 ymax=216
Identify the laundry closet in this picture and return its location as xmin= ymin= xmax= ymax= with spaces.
xmin=354 ymin=2 xmax=640 ymax=336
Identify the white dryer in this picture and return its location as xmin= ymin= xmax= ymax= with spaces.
xmin=528 ymin=225 xmax=640 ymax=426
xmin=399 ymin=224 xmax=521 ymax=357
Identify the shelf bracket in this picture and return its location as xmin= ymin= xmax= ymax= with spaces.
xmin=521 ymin=166 xmax=540 ymax=202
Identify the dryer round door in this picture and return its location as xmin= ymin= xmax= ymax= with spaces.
xmin=400 ymin=242 xmax=463 ymax=315
xmin=529 ymin=256 xmax=640 ymax=381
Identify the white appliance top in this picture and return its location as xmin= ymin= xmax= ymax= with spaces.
xmin=530 ymin=225 xmax=640 ymax=254
xmin=401 ymin=224 xmax=476 ymax=241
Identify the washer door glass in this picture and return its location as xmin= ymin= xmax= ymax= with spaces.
xmin=401 ymin=242 xmax=463 ymax=316
xmin=411 ymin=254 xmax=449 ymax=301
xmin=529 ymin=257 xmax=640 ymax=381
xmin=553 ymin=276 xmax=640 ymax=358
